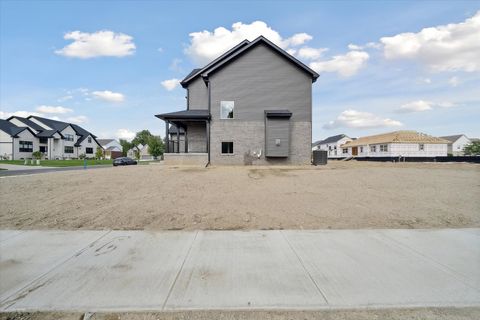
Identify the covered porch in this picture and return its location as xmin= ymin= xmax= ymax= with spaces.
xmin=155 ymin=110 xmax=210 ymax=165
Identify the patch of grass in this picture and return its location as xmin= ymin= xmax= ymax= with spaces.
xmin=0 ymin=159 xmax=113 ymax=167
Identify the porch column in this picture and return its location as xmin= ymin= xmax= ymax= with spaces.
xmin=165 ymin=120 xmax=169 ymax=153
xmin=176 ymin=125 xmax=180 ymax=153
xmin=184 ymin=127 xmax=188 ymax=153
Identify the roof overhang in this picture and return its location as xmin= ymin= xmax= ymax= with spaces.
xmin=155 ymin=110 xmax=211 ymax=121
xmin=265 ymin=110 xmax=292 ymax=118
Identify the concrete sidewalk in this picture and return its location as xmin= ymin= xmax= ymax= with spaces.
xmin=0 ymin=229 xmax=479 ymax=312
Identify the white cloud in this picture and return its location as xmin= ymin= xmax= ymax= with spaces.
xmin=66 ymin=115 xmax=88 ymax=124
xmin=324 ymin=109 xmax=402 ymax=129
xmin=116 ymin=128 xmax=136 ymax=141
xmin=161 ymin=78 xmax=180 ymax=91
xmin=185 ymin=21 xmax=312 ymax=65
xmin=348 ymin=44 xmax=363 ymax=50
xmin=36 ymin=105 xmax=73 ymax=114
xmin=380 ymin=11 xmax=480 ymax=72
xmin=309 ymin=51 xmax=370 ymax=77
xmin=297 ymin=47 xmax=328 ymax=60
xmin=55 ymin=30 xmax=136 ymax=59
xmin=0 ymin=110 xmax=57 ymax=120
xmin=170 ymin=58 xmax=183 ymax=72
xmin=397 ymin=100 xmax=433 ymax=113
xmin=57 ymin=95 xmax=73 ymax=102
xmin=396 ymin=100 xmax=458 ymax=113
xmin=449 ymin=76 xmax=460 ymax=87
xmin=92 ymin=90 xmax=125 ymax=102
xmin=420 ymin=77 xmax=432 ymax=84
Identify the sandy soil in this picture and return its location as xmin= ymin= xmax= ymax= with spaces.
xmin=0 ymin=161 xmax=479 ymax=230
xmin=2 ymin=308 xmax=479 ymax=320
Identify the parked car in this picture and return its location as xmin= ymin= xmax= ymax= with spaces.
xmin=113 ymin=157 xmax=137 ymax=166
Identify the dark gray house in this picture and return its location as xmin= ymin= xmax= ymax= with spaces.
xmin=156 ymin=36 xmax=319 ymax=165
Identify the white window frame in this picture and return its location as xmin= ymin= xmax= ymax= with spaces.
xmin=380 ymin=144 xmax=388 ymax=152
xmin=220 ymin=101 xmax=234 ymax=119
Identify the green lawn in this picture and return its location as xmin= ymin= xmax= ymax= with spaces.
xmin=0 ymin=159 xmax=113 ymax=167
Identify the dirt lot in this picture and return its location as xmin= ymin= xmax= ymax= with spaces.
xmin=2 ymin=308 xmax=480 ymax=320
xmin=0 ymin=161 xmax=479 ymax=230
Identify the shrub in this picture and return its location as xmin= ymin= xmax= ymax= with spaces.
xmin=32 ymin=151 xmax=42 ymax=160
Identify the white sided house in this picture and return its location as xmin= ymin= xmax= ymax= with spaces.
xmin=2 ymin=115 xmax=101 ymax=160
xmin=312 ymin=134 xmax=353 ymax=158
xmin=127 ymin=144 xmax=154 ymax=160
xmin=341 ymin=131 xmax=449 ymax=158
xmin=97 ymin=139 xmax=122 ymax=159
xmin=440 ymin=134 xmax=471 ymax=156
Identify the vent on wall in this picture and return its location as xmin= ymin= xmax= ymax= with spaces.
xmin=265 ymin=110 xmax=292 ymax=158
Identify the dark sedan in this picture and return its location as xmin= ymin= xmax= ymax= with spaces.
xmin=113 ymin=157 xmax=138 ymax=166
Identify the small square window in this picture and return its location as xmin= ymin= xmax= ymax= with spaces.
xmin=221 ymin=142 xmax=233 ymax=154
xmin=419 ymin=144 xmax=425 ymax=151
xmin=220 ymin=101 xmax=234 ymax=119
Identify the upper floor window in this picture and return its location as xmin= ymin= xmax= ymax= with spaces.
xmin=65 ymin=134 xmax=74 ymax=142
xmin=39 ymin=137 xmax=48 ymax=144
xmin=88 ymin=137 xmax=92 ymax=143
xmin=380 ymin=144 xmax=388 ymax=152
xmin=220 ymin=101 xmax=234 ymax=119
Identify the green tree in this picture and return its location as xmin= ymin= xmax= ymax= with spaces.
xmin=119 ymin=139 xmax=132 ymax=156
xmin=132 ymin=130 xmax=153 ymax=146
xmin=95 ymin=148 xmax=104 ymax=160
xmin=148 ymin=135 xmax=165 ymax=159
xmin=464 ymin=141 xmax=480 ymax=156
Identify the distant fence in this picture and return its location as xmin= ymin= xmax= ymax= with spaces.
xmin=353 ymin=156 xmax=480 ymax=163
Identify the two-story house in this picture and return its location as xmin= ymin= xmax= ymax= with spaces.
xmin=156 ymin=36 xmax=319 ymax=165
xmin=2 ymin=115 xmax=101 ymax=160
xmin=312 ymin=134 xmax=353 ymax=158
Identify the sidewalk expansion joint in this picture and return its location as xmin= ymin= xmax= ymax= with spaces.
xmin=161 ymin=230 xmax=199 ymax=310
xmin=280 ymin=230 xmax=330 ymax=305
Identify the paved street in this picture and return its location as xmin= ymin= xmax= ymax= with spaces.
xmin=0 ymin=229 xmax=479 ymax=312
xmin=0 ymin=164 xmax=112 ymax=177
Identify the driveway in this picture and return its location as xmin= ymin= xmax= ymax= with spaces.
xmin=1 ymin=229 xmax=479 ymax=312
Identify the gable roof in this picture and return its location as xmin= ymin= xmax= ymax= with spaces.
xmin=0 ymin=119 xmax=36 ymax=137
xmin=180 ymin=36 xmax=319 ymax=88
xmin=6 ymin=116 xmax=45 ymax=131
xmin=343 ymin=131 xmax=450 ymax=147
xmin=439 ymin=134 xmax=467 ymax=143
xmin=318 ymin=134 xmax=351 ymax=145
xmin=36 ymin=129 xmax=64 ymax=138
xmin=97 ymin=139 xmax=115 ymax=146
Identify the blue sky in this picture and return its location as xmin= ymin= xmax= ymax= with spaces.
xmin=1 ymin=0 xmax=479 ymax=141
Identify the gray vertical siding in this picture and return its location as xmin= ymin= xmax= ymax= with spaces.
xmin=188 ymin=77 xmax=209 ymax=109
xmin=265 ymin=118 xmax=290 ymax=157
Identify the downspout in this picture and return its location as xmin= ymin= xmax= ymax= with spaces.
xmin=205 ymin=77 xmax=211 ymax=167
xmin=12 ymin=137 xmax=15 ymax=160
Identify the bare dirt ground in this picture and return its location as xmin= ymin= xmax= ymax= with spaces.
xmin=0 ymin=161 xmax=479 ymax=230
xmin=2 ymin=308 xmax=480 ymax=320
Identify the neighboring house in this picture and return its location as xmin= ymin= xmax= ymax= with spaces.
xmin=312 ymin=134 xmax=353 ymax=158
xmin=98 ymin=139 xmax=123 ymax=159
xmin=3 ymin=115 xmax=102 ymax=160
xmin=0 ymin=119 xmax=38 ymax=160
xmin=156 ymin=36 xmax=319 ymax=165
xmin=440 ymin=134 xmax=471 ymax=156
xmin=341 ymin=131 xmax=449 ymax=158
xmin=127 ymin=144 xmax=154 ymax=160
